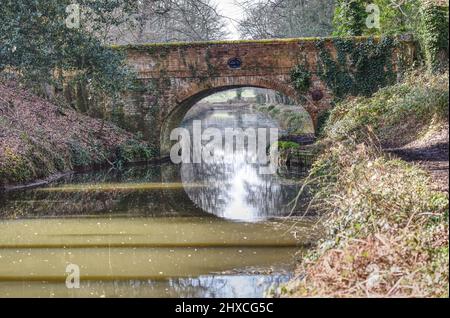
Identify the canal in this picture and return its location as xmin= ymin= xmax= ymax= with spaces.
xmin=0 ymin=103 xmax=315 ymax=297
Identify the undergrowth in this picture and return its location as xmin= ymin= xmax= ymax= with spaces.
xmin=325 ymin=71 xmax=449 ymax=146
xmin=281 ymin=70 xmax=449 ymax=298
xmin=0 ymin=81 xmax=154 ymax=187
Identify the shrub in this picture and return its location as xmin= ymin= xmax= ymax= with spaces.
xmin=68 ymin=140 xmax=93 ymax=168
xmin=276 ymin=141 xmax=301 ymax=151
xmin=114 ymin=140 xmax=153 ymax=169
xmin=0 ymin=147 xmax=31 ymax=184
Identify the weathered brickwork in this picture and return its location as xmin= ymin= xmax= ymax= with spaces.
xmin=113 ymin=37 xmax=416 ymax=157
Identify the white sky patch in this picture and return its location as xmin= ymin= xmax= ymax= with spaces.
xmin=216 ymin=0 xmax=243 ymax=40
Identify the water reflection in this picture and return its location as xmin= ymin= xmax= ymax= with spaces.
xmin=0 ymin=216 xmax=309 ymax=298
xmin=0 ymin=105 xmax=314 ymax=298
xmin=0 ymin=274 xmax=292 ymax=298
xmin=0 ymin=165 xmax=207 ymax=219
xmin=181 ymin=106 xmax=304 ymax=221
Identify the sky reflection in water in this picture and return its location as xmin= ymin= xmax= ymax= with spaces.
xmin=181 ymin=106 xmax=302 ymax=221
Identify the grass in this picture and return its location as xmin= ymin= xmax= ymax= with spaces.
xmin=281 ymin=70 xmax=449 ymax=298
xmin=324 ymin=71 xmax=449 ymax=147
xmin=276 ymin=141 xmax=301 ymax=151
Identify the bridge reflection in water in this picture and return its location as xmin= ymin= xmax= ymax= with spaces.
xmin=180 ymin=104 xmax=304 ymax=221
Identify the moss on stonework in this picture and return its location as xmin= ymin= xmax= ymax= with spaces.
xmin=111 ymin=36 xmax=407 ymax=52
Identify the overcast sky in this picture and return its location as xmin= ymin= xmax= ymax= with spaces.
xmin=216 ymin=0 xmax=243 ymax=39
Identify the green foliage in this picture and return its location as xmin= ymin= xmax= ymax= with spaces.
xmin=276 ymin=141 xmax=301 ymax=151
xmin=316 ymin=37 xmax=397 ymax=100
xmin=419 ymin=4 xmax=449 ymax=73
xmin=316 ymin=109 xmax=331 ymax=136
xmin=333 ymin=0 xmax=367 ymax=36
xmin=373 ymin=0 xmax=422 ymax=35
xmin=332 ymin=0 xmax=449 ymax=75
xmin=333 ymin=0 xmax=423 ymax=36
xmin=68 ymin=140 xmax=93 ymax=168
xmin=290 ymin=65 xmax=312 ymax=94
xmin=115 ymin=140 xmax=153 ymax=169
xmin=0 ymin=147 xmax=32 ymax=184
xmin=269 ymin=107 xmax=281 ymax=116
xmin=0 ymin=0 xmax=137 ymax=95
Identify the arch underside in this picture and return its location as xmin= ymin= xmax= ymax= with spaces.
xmin=160 ymin=76 xmax=317 ymax=156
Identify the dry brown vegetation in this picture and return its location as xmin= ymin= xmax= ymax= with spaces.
xmin=0 ymin=80 xmax=152 ymax=189
xmin=283 ymin=71 xmax=449 ymax=298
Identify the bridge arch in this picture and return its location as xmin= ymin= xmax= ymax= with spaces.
xmin=113 ymin=37 xmax=416 ymax=158
xmin=160 ymin=77 xmax=321 ymax=156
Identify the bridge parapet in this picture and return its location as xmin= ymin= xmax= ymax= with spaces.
xmin=114 ymin=36 xmax=415 ymax=80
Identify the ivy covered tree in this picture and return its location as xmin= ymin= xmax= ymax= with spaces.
xmin=373 ymin=0 xmax=422 ymax=35
xmin=419 ymin=1 xmax=449 ymax=73
xmin=0 ymin=0 xmax=142 ymax=97
xmin=238 ymin=0 xmax=335 ymax=39
xmin=332 ymin=0 xmax=449 ymax=73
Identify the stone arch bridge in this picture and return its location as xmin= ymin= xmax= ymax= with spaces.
xmin=111 ymin=37 xmax=416 ymax=157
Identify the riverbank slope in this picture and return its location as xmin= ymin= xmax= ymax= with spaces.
xmin=284 ymin=71 xmax=449 ymax=297
xmin=0 ymin=81 xmax=154 ymax=191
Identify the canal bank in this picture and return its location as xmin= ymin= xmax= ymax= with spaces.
xmin=283 ymin=71 xmax=449 ymax=298
xmin=0 ymin=80 xmax=156 ymax=191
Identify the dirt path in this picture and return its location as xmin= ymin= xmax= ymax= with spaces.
xmin=387 ymin=125 xmax=449 ymax=193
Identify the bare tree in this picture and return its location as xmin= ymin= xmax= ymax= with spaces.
xmin=237 ymin=0 xmax=335 ymax=39
xmin=109 ymin=0 xmax=229 ymax=44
